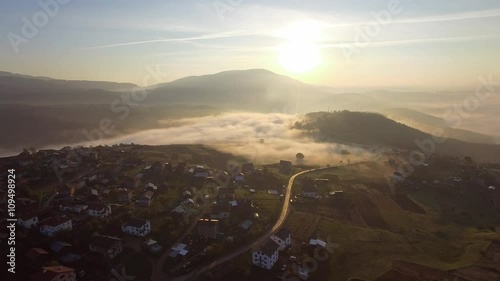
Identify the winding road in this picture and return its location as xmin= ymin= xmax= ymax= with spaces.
xmin=167 ymin=166 xmax=328 ymax=281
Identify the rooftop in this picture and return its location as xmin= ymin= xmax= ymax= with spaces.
xmin=123 ymin=218 xmax=149 ymax=228
xmin=274 ymin=227 xmax=292 ymax=240
xmin=259 ymin=239 xmax=280 ymax=256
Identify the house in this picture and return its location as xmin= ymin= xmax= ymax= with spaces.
xmin=279 ymin=160 xmax=292 ymax=173
xmin=87 ymin=203 xmax=112 ymax=218
xmin=239 ymin=220 xmax=253 ymax=231
xmin=219 ymin=188 xmax=235 ymax=200
xmin=115 ymin=188 xmax=132 ymax=203
xmin=121 ymin=218 xmax=151 ymax=237
xmin=235 ymin=173 xmax=245 ymax=182
xmin=193 ymin=166 xmax=209 ymax=178
xmin=252 ymin=239 xmax=280 ymax=269
xmin=168 ymin=243 xmax=189 ymax=259
xmin=30 ymin=265 xmax=76 ymax=281
xmin=309 ymin=238 xmax=327 ymax=248
xmin=144 ymin=239 xmax=162 ymax=253
xmin=17 ymin=213 xmax=38 ymax=229
xmin=182 ymin=198 xmax=195 ymax=205
xmin=39 ymin=217 xmax=72 ymax=236
xmin=88 ymin=174 xmax=98 ymax=182
xmin=68 ymin=180 xmax=86 ymax=190
xmin=315 ymin=178 xmax=329 ymax=186
xmin=49 ymin=241 xmax=72 ymax=255
xmin=138 ymin=191 xmax=154 ymax=207
xmin=60 ymin=204 xmax=88 ymax=213
xmin=197 ymin=218 xmax=219 ymax=239
xmin=145 ymin=183 xmax=158 ymax=192
xmin=270 ymin=227 xmax=292 ymax=251
xmin=267 ymin=190 xmax=279 ymax=195
xmin=242 ymin=162 xmax=255 ymax=173
xmin=89 ymin=235 xmax=123 ymax=259
xmin=25 ymin=248 xmax=49 ymax=266
xmin=211 ymin=204 xmax=231 ymax=219
xmin=182 ymin=190 xmax=192 ymax=198
xmin=302 ymin=185 xmax=318 ymax=198
xmin=393 ymin=171 xmax=406 ymax=182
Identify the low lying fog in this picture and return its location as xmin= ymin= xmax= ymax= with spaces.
xmin=79 ymin=112 xmax=378 ymax=165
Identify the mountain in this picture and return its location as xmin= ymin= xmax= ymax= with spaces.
xmin=146 ymin=69 xmax=329 ymax=112
xmin=0 ymin=71 xmax=139 ymax=104
xmin=381 ymin=108 xmax=497 ymax=144
xmin=295 ymin=111 xmax=500 ymax=163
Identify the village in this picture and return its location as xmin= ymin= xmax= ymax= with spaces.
xmin=1 ymin=144 xmax=500 ymax=281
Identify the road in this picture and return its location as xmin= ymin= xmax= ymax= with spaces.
xmin=169 ymin=166 xmax=328 ymax=281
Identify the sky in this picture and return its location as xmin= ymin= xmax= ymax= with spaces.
xmin=1 ymin=0 xmax=500 ymax=90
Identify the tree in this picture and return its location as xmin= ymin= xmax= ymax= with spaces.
xmin=296 ymin=153 xmax=305 ymax=161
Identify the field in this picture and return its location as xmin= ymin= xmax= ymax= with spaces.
xmin=287 ymin=162 xmax=500 ymax=281
xmin=285 ymin=211 xmax=319 ymax=242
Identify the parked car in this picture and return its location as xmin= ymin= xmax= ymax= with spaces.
xmin=288 ymin=256 xmax=296 ymax=261
xmin=281 ymin=264 xmax=287 ymax=271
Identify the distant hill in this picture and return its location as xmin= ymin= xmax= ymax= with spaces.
xmin=0 ymin=69 xmax=331 ymax=112
xmin=146 ymin=69 xmax=329 ymax=112
xmin=295 ymin=111 xmax=500 ymax=163
xmin=0 ymin=71 xmax=139 ymax=104
xmin=381 ymin=108 xmax=497 ymax=144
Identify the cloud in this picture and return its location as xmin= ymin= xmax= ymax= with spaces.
xmin=77 ymin=30 xmax=259 ymax=51
xmin=320 ymin=34 xmax=500 ymax=49
xmin=78 ymin=112 xmax=378 ymax=165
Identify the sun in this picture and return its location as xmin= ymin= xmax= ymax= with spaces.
xmin=277 ymin=22 xmax=322 ymax=73
xmin=279 ymin=42 xmax=321 ymax=73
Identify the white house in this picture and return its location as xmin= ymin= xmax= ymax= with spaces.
xmin=17 ymin=214 xmax=38 ymax=229
xmin=270 ymin=227 xmax=292 ymax=251
xmin=252 ymin=239 xmax=280 ymax=270
xmin=267 ymin=190 xmax=279 ymax=195
xmin=87 ymin=204 xmax=112 ymax=218
xmin=121 ymin=218 xmax=151 ymax=237
xmin=39 ymin=217 xmax=72 ymax=237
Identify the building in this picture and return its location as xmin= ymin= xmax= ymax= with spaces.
xmin=302 ymin=185 xmax=318 ymax=198
xmin=25 ymin=248 xmax=49 ymax=267
xmin=30 ymin=265 xmax=76 ymax=281
xmin=60 ymin=204 xmax=88 ymax=213
xmin=89 ymin=235 xmax=123 ymax=259
xmin=242 ymin=162 xmax=255 ymax=173
xmin=197 ymin=218 xmax=219 ymax=239
xmin=219 ymin=188 xmax=235 ymax=200
xmin=121 ymin=218 xmax=151 ymax=237
xmin=138 ymin=191 xmax=154 ymax=207
xmin=252 ymin=239 xmax=280 ymax=269
xmin=279 ymin=160 xmax=292 ymax=173
xmin=17 ymin=213 xmax=38 ymax=229
xmin=211 ymin=204 xmax=231 ymax=219
xmin=115 ymin=188 xmax=132 ymax=203
xmin=39 ymin=217 xmax=72 ymax=237
xmin=270 ymin=227 xmax=292 ymax=251
xmin=235 ymin=173 xmax=245 ymax=182
xmin=193 ymin=166 xmax=209 ymax=178
xmin=144 ymin=239 xmax=162 ymax=253
xmin=87 ymin=203 xmax=112 ymax=218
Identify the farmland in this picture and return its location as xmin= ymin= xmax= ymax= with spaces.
xmin=286 ymin=161 xmax=500 ymax=281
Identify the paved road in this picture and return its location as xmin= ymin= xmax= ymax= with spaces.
xmin=169 ymin=166 xmax=328 ymax=281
